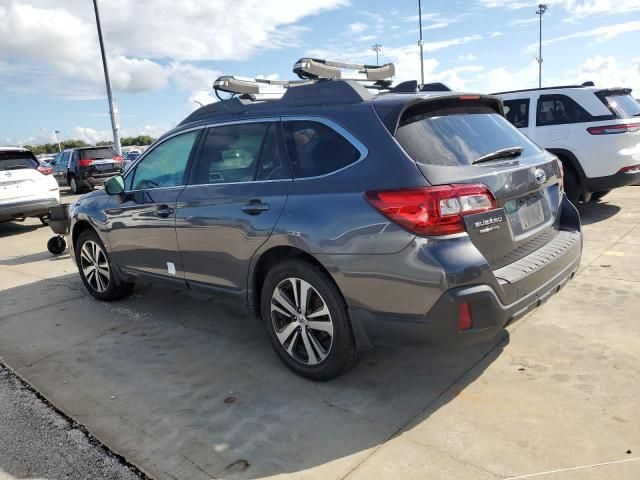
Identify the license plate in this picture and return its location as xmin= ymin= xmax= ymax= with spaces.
xmin=518 ymin=200 xmax=545 ymax=230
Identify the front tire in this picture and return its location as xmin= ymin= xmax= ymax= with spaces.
xmin=75 ymin=229 xmax=133 ymax=301
xmin=260 ymin=259 xmax=357 ymax=381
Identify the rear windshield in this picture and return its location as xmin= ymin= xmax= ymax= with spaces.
xmin=395 ymin=109 xmax=541 ymax=166
xmin=0 ymin=151 xmax=38 ymax=171
xmin=80 ymin=147 xmax=116 ymax=160
xmin=603 ymin=93 xmax=640 ymax=119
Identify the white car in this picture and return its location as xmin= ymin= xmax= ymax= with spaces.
xmin=495 ymin=84 xmax=640 ymax=202
xmin=0 ymin=147 xmax=60 ymax=224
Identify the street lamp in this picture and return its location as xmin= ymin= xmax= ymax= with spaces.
xmin=536 ymin=4 xmax=548 ymax=88
xmin=371 ymin=44 xmax=382 ymax=66
xmin=418 ymin=0 xmax=425 ymax=85
xmin=54 ymin=130 xmax=61 ymax=153
xmin=92 ymin=0 xmax=122 ymax=156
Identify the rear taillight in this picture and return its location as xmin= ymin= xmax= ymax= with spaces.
xmin=113 ymin=155 xmax=124 ymax=164
xmin=587 ymin=123 xmax=640 ymax=135
xmin=365 ymin=184 xmax=498 ymax=236
xmin=37 ymin=166 xmax=53 ymax=175
xmin=78 ymin=158 xmax=94 ymax=167
xmin=619 ymin=164 xmax=640 ymax=174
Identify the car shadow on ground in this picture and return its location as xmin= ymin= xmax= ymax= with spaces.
xmin=0 ymin=221 xmax=46 ymax=238
xmin=0 ymin=271 xmax=508 ymax=479
xmin=576 ymin=201 xmax=621 ymax=225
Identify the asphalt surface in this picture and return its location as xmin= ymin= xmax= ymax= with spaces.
xmin=0 ymin=363 xmax=143 ymax=480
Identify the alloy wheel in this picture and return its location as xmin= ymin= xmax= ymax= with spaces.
xmin=270 ymin=277 xmax=334 ymax=365
xmin=79 ymin=240 xmax=110 ymax=293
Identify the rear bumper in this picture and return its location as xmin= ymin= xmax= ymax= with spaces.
xmin=0 ymin=198 xmax=60 ymax=221
xmin=350 ymin=243 xmax=580 ymax=348
xmin=585 ymin=169 xmax=640 ymax=192
xmin=79 ymin=171 xmax=122 ymax=187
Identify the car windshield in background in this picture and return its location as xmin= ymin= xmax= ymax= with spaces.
xmin=395 ymin=111 xmax=541 ymax=167
xmin=605 ymin=94 xmax=640 ymax=118
xmin=80 ymin=147 xmax=116 ymax=160
xmin=0 ymin=151 xmax=38 ymax=171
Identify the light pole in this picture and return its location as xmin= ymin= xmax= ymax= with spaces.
xmin=418 ymin=0 xmax=425 ymax=85
xmin=536 ymin=4 xmax=548 ymax=88
xmin=371 ymin=44 xmax=382 ymax=66
xmin=92 ymin=0 xmax=122 ymax=156
xmin=54 ymin=130 xmax=61 ymax=152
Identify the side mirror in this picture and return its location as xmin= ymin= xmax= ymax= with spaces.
xmin=104 ymin=175 xmax=125 ymax=195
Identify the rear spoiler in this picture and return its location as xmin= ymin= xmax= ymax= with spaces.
xmin=374 ymin=94 xmax=504 ymax=135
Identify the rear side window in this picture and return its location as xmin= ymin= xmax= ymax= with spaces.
xmin=80 ymin=147 xmax=116 ymax=160
xmin=283 ymin=120 xmax=361 ymax=178
xmin=0 ymin=151 xmax=38 ymax=171
xmin=503 ymin=99 xmax=530 ymax=128
xmin=193 ymin=122 xmax=289 ymax=185
xmin=602 ymin=93 xmax=640 ymax=119
xmin=395 ymin=109 xmax=541 ymax=167
xmin=536 ymin=94 xmax=592 ymax=126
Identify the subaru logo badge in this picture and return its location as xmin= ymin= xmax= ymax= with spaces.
xmin=534 ymin=168 xmax=546 ymax=185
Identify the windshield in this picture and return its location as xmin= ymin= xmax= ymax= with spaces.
xmin=0 ymin=151 xmax=38 ymax=171
xmin=605 ymin=94 xmax=640 ymax=119
xmin=80 ymin=147 xmax=116 ymax=160
xmin=395 ymin=111 xmax=541 ymax=166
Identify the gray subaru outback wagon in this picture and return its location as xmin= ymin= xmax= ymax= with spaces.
xmin=67 ymin=59 xmax=582 ymax=380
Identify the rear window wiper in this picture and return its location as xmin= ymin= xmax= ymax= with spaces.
xmin=473 ymin=146 xmax=524 ymax=165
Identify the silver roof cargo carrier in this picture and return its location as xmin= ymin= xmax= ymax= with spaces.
xmin=212 ymin=75 xmax=309 ymax=100
xmin=293 ymin=58 xmax=395 ymax=81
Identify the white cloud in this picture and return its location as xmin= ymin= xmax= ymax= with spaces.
xmin=507 ymin=17 xmax=540 ymax=27
xmin=528 ymin=20 xmax=640 ymax=51
xmin=478 ymin=0 xmax=640 ymax=18
xmin=459 ymin=53 xmax=478 ymax=62
xmin=348 ymin=22 xmax=367 ymax=33
xmin=568 ymin=55 xmax=640 ymax=92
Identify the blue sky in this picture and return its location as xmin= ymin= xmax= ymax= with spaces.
xmin=1 ymin=0 xmax=639 ymax=146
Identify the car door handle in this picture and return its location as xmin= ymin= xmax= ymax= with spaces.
xmin=153 ymin=205 xmax=174 ymax=218
xmin=241 ymin=199 xmax=270 ymax=215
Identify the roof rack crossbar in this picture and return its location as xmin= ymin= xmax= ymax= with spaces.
xmin=213 ymin=75 xmax=310 ymax=96
xmin=293 ymin=57 xmax=395 ymax=82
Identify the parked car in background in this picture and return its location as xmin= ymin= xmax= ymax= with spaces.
xmin=37 ymin=154 xmax=56 ymax=166
xmin=123 ymin=150 xmax=141 ymax=170
xmin=0 ymin=147 xmax=59 ymax=224
xmin=66 ymin=60 xmax=582 ymax=380
xmin=50 ymin=146 xmax=124 ymax=193
xmin=495 ymin=83 xmax=640 ymax=203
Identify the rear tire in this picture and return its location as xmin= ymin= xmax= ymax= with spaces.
xmin=260 ymin=259 xmax=358 ymax=381
xmin=75 ymin=229 xmax=133 ymax=301
xmin=563 ymin=167 xmax=580 ymax=205
xmin=69 ymin=175 xmax=80 ymax=194
xmin=591 ymin=190 xmax=611 ymax=202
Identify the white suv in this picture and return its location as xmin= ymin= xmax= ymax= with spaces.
xmin=0 ymin=147 xmax=60 ymax=223
xmin=495 ymin=84 xmax=640 ymax=202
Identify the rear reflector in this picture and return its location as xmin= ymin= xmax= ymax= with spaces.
xmin=37 ymin=166 xmax=53 ymax=175
xmin=619 ymin=164 xmax=640 ymax=174
xmin=365 ymin=184 xmax=497 ymax=236
xmin=587 ymin=123 xmax=640 ymax=135
xmin=458 ymin=303 xmax=473 ymax=331
xmin=78 ymin=159 xmax=94 ymax=167
xmin=113 ymin=155 xmax=124 ymax=163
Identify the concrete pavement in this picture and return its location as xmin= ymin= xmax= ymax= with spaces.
xmin=0 ymin=187 xmax=638 ymax=479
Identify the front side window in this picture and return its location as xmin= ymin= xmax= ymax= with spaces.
xmin=536 ymin=94 xmax=592 ymax=126
xmin=127 ymin=130 xmax=198 ymax=190
xmin=192 ymin=122 xmax=288 ymax=185
xmin=503 ymin=99 xmax=530 ymax=128
xmin=283 ymin=120 xmax=361 ymax=178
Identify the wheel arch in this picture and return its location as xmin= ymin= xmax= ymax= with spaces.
xmin=71 ymin=219 xmax=94 ymax=249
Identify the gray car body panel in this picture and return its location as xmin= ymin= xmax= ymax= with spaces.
xmin=68 ymin=87 xmax=582 ymax=350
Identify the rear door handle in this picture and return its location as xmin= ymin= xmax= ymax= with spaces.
xmin=241 ymin=199 xmax=270 ymax=215
xmin=154 ymin=205 xmax=174 ymax=218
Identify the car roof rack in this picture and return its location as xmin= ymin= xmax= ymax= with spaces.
xmin=293 ymin=58 xmax=395 ymax=90
xmin=389 ymin=80 xmax=452 ymax=93
xmin=212 ymin=75 xmax=311 ymax=100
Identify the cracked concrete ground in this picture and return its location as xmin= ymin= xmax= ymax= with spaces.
xmin=0 ymin=187 xmax=639 ymax=479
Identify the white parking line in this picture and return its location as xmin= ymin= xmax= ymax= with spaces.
xmin=504 ymin=457 xmax=640 ymax=479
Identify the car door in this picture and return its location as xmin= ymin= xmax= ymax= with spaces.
xmin=105 ymin=129 xmax=201 ymax=279
xmin=175 ymin=120 xmax=291 ymax=295
xmin=52 ymin=151 xmax=69 ymax=184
